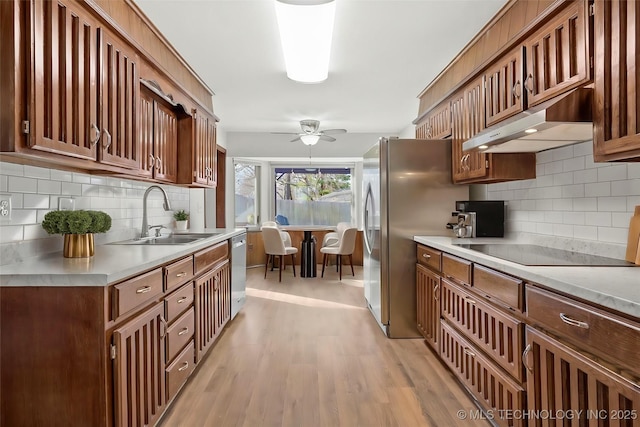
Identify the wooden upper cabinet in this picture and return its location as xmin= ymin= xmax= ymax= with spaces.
xmin=451 ymin=76 xmax=489 ymax=182
xmin=416 ymin=102 xmax=451 ymax=139
xmin=30 ymin=0 xmax=100 ymax=160
xmin=98 ymin=28 xmax=139 ymax=169
xmin=485 ymin=46 xmax=524 ymax=127
xmin=193 ymin=110 xmax=217 ymax=187
xmin=593 ymin=0 xmax=640 ymax=161
xmin=139 ymin=85 xmax=178 ymax=183
xmin=524 ymin=1 xmax=590 ymax=108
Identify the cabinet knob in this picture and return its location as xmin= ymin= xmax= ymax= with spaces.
xmin=524 ymin=73 xmax=534 ymax=94
xmin=177 ymin=297 xmax=188 ymax=304
xmin=522 ymin=344 xmax=533 ymax=372
xmin=148 ymin=154 xmax=155 ymax=169
xmin=177 ymin=327 xmax=189 ymax=336
xmin=155 ymin=156 xmax=162 ymax=172
xmin=512 ymin=80 xmax=521 ymax=99
xmin=422 ymin=253 xmax=431 ymax=259
xmin=178 ymin=361 xmax=189 ymax=372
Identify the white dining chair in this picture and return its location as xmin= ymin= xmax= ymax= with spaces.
xmin=321 ymin=222 xmax=351 ymax=248
xmin=262 ymin=226 xmax=298 ymax=282
xmin=320 ymin=226 xmax=357 ymax=280
xmin=262 ymin=221 xmax=292 ymax=247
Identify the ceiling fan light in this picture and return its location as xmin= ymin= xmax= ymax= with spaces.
xmin=300 ymin=134 xmax=320 ymax=145
xmin=274 ymin=0 xmax=336 ymax=83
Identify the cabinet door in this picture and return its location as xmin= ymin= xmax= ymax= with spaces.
xmin=138 ymin=90 xmax=154 ymax=179
xmin=98 ymin=28 xmax=139 ymax=169
xmin=31 ymin=0 xmax=99 ymax=160
xmin=113 ymin=302 xmax=166 ymax=427
xmin=594 ymin=0 xmax=640 ymax=161
xmin=485 ymin=46 xmax=524 ymax=127
xmin=153 ymin=100 xmax=178 ymax=183
xmin=524 ymin=327 xmax=640 ymax=427
xmin=214 ymin=259 xmax=230 ymax=333
xmin=193 ymin=110 xmax=217 ymax=187
xmin=524 ymin=1 xmax=590 ymax=107
xmin=417 ymin=102 xmax=452 ymax=139
xmin=450 ymin=91 xmax=467 ymax=181
xmin=194 ymin=268 xmax=219 ymax=362
xmin=416 ymin=264 xmax=440 ymax=350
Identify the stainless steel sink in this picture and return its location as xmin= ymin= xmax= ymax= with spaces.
xmin=110 ymin=232 xmax=221 ymax=245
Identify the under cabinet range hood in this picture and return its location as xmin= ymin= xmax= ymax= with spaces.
xmin=463 ymin=88 xmax=593 ymax=153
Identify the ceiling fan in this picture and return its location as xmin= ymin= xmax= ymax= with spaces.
xmin=273 ymin=119 xmax=347 ymax=145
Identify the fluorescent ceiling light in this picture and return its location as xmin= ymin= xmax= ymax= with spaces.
xmin=274 ymin=0 xmax=336 ymax=83
xmin=300 ymin=134 xmax=320 ymax=145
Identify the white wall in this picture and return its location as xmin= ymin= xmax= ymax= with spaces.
xmin=0 ymin=161 xmax=190 ymax=263
xmin=479 ymin=141 xmax=640 ymax=258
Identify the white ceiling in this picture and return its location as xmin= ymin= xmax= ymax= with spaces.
xmin=134 ymin=0 xmax=507 ymax=156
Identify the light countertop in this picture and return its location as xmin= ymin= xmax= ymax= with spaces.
xmin=0 ymin=228 xmax=245 ymax=287
xmin=414 ymin=236 xmax=640 ymax=319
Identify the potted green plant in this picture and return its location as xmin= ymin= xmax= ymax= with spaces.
xmin=173 ymin=209 xmax=189 ymax=231
xmin=41 ymin=210 xmax=112 ymax=258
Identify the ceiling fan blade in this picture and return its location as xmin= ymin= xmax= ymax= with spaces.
xmin=318 ymin=135 xmax=336 ymax=142
xmin=320 ymin=129 xmax=347 ymax=135
xmin=271 ymin=132 xmax=300 ymax=135
xmin=290 ymin=136 xmax=302 ymax=143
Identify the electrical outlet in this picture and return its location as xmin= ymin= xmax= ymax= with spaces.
xmin=58 ymin=197 xmax=75 ymax=211
xmin=0 ymin=194 xmax=12 ymax=220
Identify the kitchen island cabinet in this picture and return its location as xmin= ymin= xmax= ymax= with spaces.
xmin=0 ymin=229 xmax=241 ymax=427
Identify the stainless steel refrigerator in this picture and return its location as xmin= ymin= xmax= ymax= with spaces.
xmin=363 ymin=137 xmax=468 ymax=338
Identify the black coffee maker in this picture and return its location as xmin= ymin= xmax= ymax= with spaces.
xmin=447 ymin=200 xmax=505 ymax=238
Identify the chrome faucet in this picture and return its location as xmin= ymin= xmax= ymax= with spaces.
xmin=141 ymin=185 xmax=172 ymax=238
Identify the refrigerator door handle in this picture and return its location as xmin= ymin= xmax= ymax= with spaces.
xmin=363 ymin=183 xmax=373 ymax=255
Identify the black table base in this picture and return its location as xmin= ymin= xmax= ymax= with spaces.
xmin=300 ymin=230 xmax=317 ymax=278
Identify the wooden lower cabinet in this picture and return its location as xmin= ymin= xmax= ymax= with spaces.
xmin=195 ymin=259 xmax=230 ymax=362
xmin=416 ymin=263 xmax=440 ymax=349
xmin=524 ymin=326 xmax=640 ymax=427
xmin=112 ymin=302 xmax=166 ymax=427
xmin=441 ymin=321 xmax=526 ymax=427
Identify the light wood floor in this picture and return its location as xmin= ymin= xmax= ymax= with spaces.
xmin=159 ymin=266 xmax=489 ymax=427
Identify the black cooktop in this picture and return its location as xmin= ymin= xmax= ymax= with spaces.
xmin=453 ymin=244 xmax=635 ymax=267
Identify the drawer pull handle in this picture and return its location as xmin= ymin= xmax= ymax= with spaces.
xmin=433 ymin=283 xmax=439 ymax=301
xmin=136 ymin=286 xmax=152 ymax=294
xmin=176 ymin=272 xmax=187 ymax=278
xmin=464 ymin=296 xmax=477 ymax=305
xmin=559 ymin=313 xmax=589 ymax=329
xmin=178 ymin=327 xmax=189 ymax=336
xmin=422 ymin=254 xmax=431 ymax=259
xmin=463 ymin=348 xmax=476 ymax=357
xmin=178 ymin=361 xmax=189 ymax=372
xmin=177 ymin=297 xmax=188 ymax=304
xmin=522 ymin=344 xmax=533 ymax=372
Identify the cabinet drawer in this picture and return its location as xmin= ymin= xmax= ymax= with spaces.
xmin=527 ymin=286 xmax=640 ymax=375
xmin=164 ymin=256 xmax=194 ymax=292
xmin=166 ymin=340 xmax=195 ymax=402
xmin=441 ymin=279 xmax=524 ymax=382
xmin=442 ymin=253 xmax=471 ymax=286
xmin=194 ymin=241 xmax=228 ymax=275
xmin=166 ymin=308 xmax=195 ymax=363
xmin=165 ymin=282 xmax=194 ymax=324
xmin=417 ymin=245 xmax=442 ymax=272
xmin=440 ymin=322 xmax=525 ymax=427
xmin=112 ymin=268 xmax=164 ymax=320
xmin=473 ymin=264 xmax=523 ymax=312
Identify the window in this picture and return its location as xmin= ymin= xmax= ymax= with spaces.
xmin=234 ymin=162 xmax=260 ymax=226
xmin=274 ymin=167 xmax=352 ymax=225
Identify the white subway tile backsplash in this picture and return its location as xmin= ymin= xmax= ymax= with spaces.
xmin=484 ymin=141 xmax=638 ymax=253
xmin=23 ymin=194 xmax=50 ymax=209
xmin=50 ymin=169 xmax=73 ymax=182
xmin=562 ymin=156 xmax=585 ymax=172
xmin=573 ymin=141 xmax=592 ymax=156
xmin=585 ymin=212 xmax=612 ymax=227
xmin=597 ymin=227 xmax=628 ymax=244
xmin=8 ymin=176 xmax=38 ymax=193
xmin=24 ymin=165 xmax=50 ymax=180
xmin=1 ymin=161 xmax=190 ymax=260
xmin=611 ymin=179 xmax=640 ymax=196
xmin=597 ymin=164 xmax=627 ymax=182
xmin=553 ymin=145 xmax=575 ymax=161
xmin=584 ymin=182 xmax=611 ymax=197
xmin=597 ymin=196 xmax=627 ymax=212
xmin=573 ymin=168 xmax=598 ymax=184
xmin=38 ymin=180 xmax=62 ymax=195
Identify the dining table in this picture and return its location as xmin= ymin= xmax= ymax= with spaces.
xmin=279 ymin=225 xmax=336 ymax=277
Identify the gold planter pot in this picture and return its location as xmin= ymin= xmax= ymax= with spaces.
xmin=63 ymin=233 xmax=95 ymax=258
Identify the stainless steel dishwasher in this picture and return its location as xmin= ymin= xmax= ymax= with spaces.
xmin=231 ymin=232 xmax=247 ymax=319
